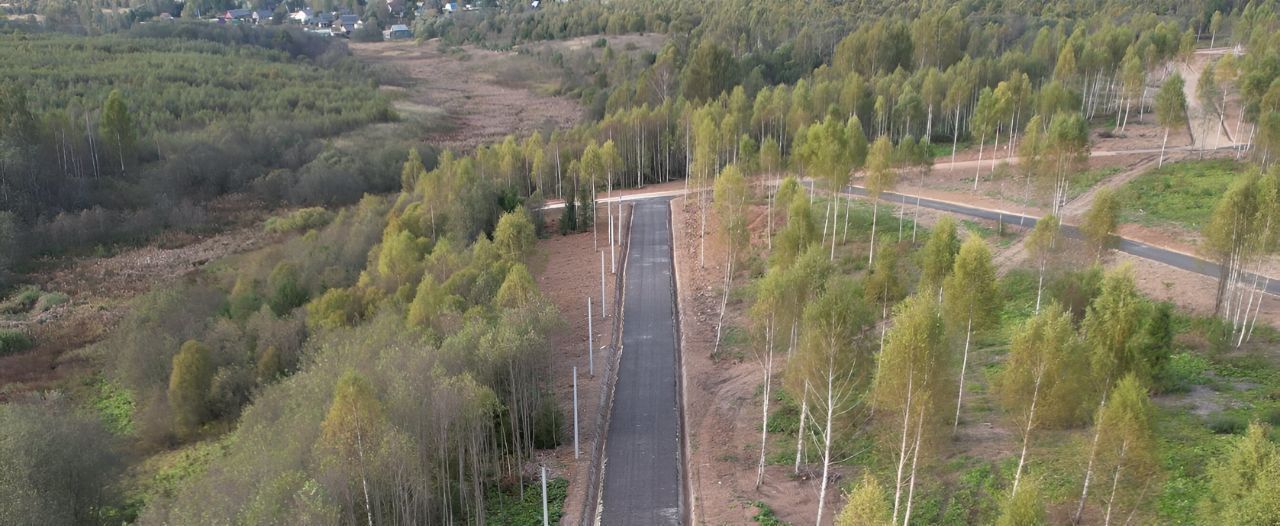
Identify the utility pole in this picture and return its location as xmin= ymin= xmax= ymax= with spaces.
xmin=541 ymin=465 xmax=549 ymax=526
xmin=573 ymin=366 xmax=580 ymax=459
xmin=587 ymin=298 xmax=594 ymax=377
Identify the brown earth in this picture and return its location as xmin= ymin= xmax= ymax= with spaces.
xmin=351 ymin=40 xmax=582 ymax=151
xmin=532 ymin=205 xmax=629 ymax=525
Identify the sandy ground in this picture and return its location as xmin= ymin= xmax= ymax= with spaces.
xmin=673 ymin=196 xmax=836 ymax=525
xmin=351 ymin=40 xmax=582 ymax=151
xmin=532 ymin=205 xmax=629 ymax=525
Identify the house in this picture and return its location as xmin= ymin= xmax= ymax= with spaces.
xmin=222 ymin=8 xmax=252 ymax=21
xmin=253 ymin=10 xmax=274 ymax=24
xmin=289 ymin=8 xmax=312 ymax=24
xmin=442 ymin=2 xmax=457 ymax=12
xmin=332 ymin=13 xmax=361 ymax=35
xmin=388 ymin=24 xmax=412 ymax=39
xmin=313 ymin=12 xmax=334 ymax=26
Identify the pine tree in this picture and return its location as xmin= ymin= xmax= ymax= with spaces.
xmin=169 ymin=340 xmax=213 ymax=439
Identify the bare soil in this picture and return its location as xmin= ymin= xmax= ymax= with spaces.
xmin=351 ymin=40 xmax=582 ymax=151
xmin=532 ymin=206 xmax=629 ymax=525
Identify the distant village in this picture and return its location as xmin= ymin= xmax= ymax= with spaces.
xmin=158 ymin=1 xmax=541 ymax=41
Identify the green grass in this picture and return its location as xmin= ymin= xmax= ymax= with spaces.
xmin=1116 ymin=159 xmax=1245 ymax=231
xmin=1067 ymin=166 xmax=1122 ymax=200
xmin=92 ymin=377 xmax=136 ymax=436
xmin=486 ymin=478 xmax=568 ymax=525
xmin=930 ymin=140 xmax=972 ymax=158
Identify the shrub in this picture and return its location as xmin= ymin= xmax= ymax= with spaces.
xmin=0 ymin=286 xmax=42 ymax=314
xmin=0 ymin=329 xmax=33 ymax=356
xmin=263 ymin=207 xmax=335 ymax=234
xmin=32 ymin=292 xmax=69 ymax=313
xmin=1206 ymin=413 xmax=1248 ymax=435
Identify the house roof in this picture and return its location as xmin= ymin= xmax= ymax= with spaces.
xmin=225 ymin=8 xmax=251 ymax=18
xmin=339 ymin=14 xmax=359 ymax=23
xmin=390 ymin=24 xmax=410 ymax=31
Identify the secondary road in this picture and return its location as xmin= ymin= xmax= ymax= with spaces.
xmin=845 ymin=185 xmax=1280 ymax=296
xmin=600 ymin=198 xmax=682 ymax=525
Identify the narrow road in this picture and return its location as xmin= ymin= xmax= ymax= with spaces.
xmin=600 ymin=198 xmax=682 ymax=525
xmin=845 ymin=185 xmax=1280 ymax=296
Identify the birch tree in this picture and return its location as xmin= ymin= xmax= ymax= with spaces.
xmin=1198 ymin=421 xmax=1280 ymax=524
xmin=865 ymin=136 xmax=897 ymax=265
xmin=1074 ymin=265 xmax=1151 ymax=524
xmin=1027 ymin=214 xmax=1061 ymax=313
xmin=1155 ymin=73 xmax=1189 ymax=167
xmin=793 ymin=276 xmax=875 ymax=526
xmin=1080 ymin=187 xmax=1120 ymax=260
xmin=997 ymin=304 xmax=1087 ymax=494
xmin=942 ymin=235 xmax=1001 ymax=432
xmin=873 ymin=294 xmax=952 ymax=526
xmin=917 ymin=215 xmax=958 ymax=299
xmin=1089 ymin=375 xmax=1159 ymax=526
xmin=713 ymin=164 xmax=750 ymax=357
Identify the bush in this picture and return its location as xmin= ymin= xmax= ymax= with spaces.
xmin=1206 ymin=413 xmax=1248 ymax=435
xmin=350 ymin=24 xmax=385 ymax=42
xmin=0 ymin=286 xmax=42 ymax=314
xmin=32 ymin=292 xmax=69 ymax=313
xmin=0 ymin=329 xmax=33 ymax=356
xmin=1155 ymin=352 xmax=1210 ymax=394
xmin=264 ymin=207 xmax=335 ymax=234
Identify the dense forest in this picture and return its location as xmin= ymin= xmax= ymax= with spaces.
xmin=3 ymin=0 xmax=1280 ymax=524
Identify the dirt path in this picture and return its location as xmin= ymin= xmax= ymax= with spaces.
xmin=1181 ymin=48 xmax=1247 ymax=151
xmin=351 ymin=40 xmax=581 ymax=151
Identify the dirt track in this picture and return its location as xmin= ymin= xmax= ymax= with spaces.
xmin=351 ymin=40 xmax=581 ymax=151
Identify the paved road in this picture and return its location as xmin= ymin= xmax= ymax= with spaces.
xmin=842 ymin=185 xmax=1280 ymax=296
xmin=600 ymin=198 xmax=682 ymax=525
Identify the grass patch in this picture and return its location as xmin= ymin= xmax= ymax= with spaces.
xmin=486 ymin=478 xmax=568 ymax=525
xmin=1156 ymin=352 xmax=1212 ymax=394
xmin=1067 ymin=166 xmax=1122 ymax=200
xmin=930 ymin=140 xmax=971 ymax=158
xmin=0 ymin=329 xmax=33 ymax=356
xmin=92 ymin=377 xmax=136 ymax=436
xmin=751 ymin=500 xmax=791 ymax=525
xmin=1116 ymin=159 xmax=1244 ymax=231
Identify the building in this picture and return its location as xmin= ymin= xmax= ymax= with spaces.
xmin=388 ymin=24 xmax=413 ymax=39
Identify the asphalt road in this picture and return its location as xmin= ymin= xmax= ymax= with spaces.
xmin=842 ymin=185 xmax=1280 ymax=296
xmin=600 ymin=198 xmax=682 ymax=525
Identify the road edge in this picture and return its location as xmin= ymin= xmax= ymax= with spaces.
xmin=580 ymin=203 xmax=634 ymax=526
xmin=669 ymin=200 xmax=695 ymax=525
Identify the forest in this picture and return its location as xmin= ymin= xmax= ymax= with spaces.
xmin=2 ymin=0 xmax=1280 ymax=524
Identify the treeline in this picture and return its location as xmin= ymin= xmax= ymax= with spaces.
xmin=0 ymin=141 xmax=557 ymax=522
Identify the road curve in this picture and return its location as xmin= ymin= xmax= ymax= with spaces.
xmin=600 ymin=198 xmax=682 ymax=525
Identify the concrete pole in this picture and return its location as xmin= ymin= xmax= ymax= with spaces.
xmin=600 ymin=250 xmax=607 ymax=316
xmin=573 ymin=366 xmax=580 ymax=459
xmin=587 ymin=298 xmax=594 ymax=377
xmin=608 ymin=201 xmax=614 ymax=251
xmin=541 ymin=465 xmax=549 ymax=526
